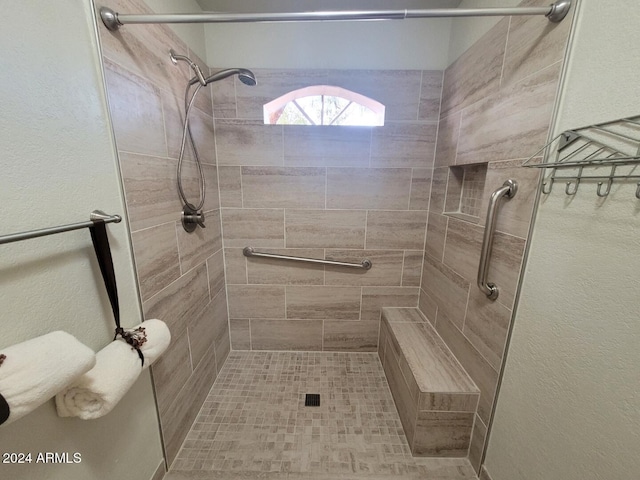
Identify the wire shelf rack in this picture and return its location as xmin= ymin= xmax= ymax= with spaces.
xmin=523 ymin=115 xmax=640 ymax=198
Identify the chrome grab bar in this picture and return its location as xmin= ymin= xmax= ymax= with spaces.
xmin=243 ymin=247 xmax=372 ymax=270
xmin=477 ymin=180 xmax=518 ymax=300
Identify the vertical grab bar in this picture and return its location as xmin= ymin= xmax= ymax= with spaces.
xmin=477 ymin=179 xmax=518 ymax=300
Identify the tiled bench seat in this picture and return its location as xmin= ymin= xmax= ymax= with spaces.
xmin=379 ymin=307 xmax=480 ymax=457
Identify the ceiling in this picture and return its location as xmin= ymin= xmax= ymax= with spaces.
xmin=194 ymin=1 xmax=464 ymax=13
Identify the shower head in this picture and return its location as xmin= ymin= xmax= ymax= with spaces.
xmin=169 ymin=49 xmax=207 ymax=87
xmin=188 ymin=68 xmax=257 ymax=87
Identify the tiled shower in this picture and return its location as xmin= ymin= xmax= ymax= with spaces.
xmin=96 ymin=0 xmax=573 ymax=477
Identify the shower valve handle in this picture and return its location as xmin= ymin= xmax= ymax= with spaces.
xmin=181 ymin=207 xmax=205 ymax=232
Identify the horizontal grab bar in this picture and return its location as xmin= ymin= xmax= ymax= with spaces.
xmin=477 ymin=180 xmax=518 ymax=300
xmin=0 ymin=210 xmax=122 ymax=246
xmin=243 ymin=247 xmax=372 ymax=270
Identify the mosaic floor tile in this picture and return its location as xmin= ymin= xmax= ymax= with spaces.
xmin=169 ymin=351 xmax=477 ymax=479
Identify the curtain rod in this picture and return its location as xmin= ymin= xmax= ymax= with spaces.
xmin=99 ymin=1 xmax=571 ymax=31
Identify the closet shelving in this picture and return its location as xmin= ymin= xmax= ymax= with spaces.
xmin=523 ymin=116 xmax=640 ymax=198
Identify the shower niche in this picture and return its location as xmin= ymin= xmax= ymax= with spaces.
xmin=444 ymin=163 xmax=488 ymax=224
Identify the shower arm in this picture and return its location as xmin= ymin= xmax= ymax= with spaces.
xmin=100 ymin=1 xmax=572 ymax=31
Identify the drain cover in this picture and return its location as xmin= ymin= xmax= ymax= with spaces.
xmin=305 ymin=393 xmax=320 ymax=407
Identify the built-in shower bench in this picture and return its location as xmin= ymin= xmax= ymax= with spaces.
xmin=379 ymin=307 xmax=479 ymax=457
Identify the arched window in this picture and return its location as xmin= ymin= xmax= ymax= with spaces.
xmin=264 ymin=86 xmax=385 ymax=126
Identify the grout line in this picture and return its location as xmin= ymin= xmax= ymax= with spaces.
xmin=461 ymin=285 xmax=472 ymax=331
xmin=399 ymin=251 xmax=406 ymax=286
xmin=441 ymin=216 xmax=449 ymax=263
xmin=174 ymin=221 xmax=184 ymax=276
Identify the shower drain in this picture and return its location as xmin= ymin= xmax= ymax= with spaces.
xmin=304 ymin=393 xmax=320 ymax=407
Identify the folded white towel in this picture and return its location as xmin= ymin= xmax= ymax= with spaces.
xmin=0 ymin=331 xmax=96 ymax=426
xmin=56 ymin=319 xmax=170 ymax=420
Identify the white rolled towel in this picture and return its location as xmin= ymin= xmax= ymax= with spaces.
xmin=56 ymin=319 xmax=170 ymax=420
xmin=0 ymin=331 xmax=96 ymax=427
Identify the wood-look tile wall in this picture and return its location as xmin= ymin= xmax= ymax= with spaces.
xmin=215 ymin=67 xmax=443 ymax=353
xmin=419 ymin=0 xmax=573 ymax=472
xmin=97 ymin=0 xmax=229 ymax=465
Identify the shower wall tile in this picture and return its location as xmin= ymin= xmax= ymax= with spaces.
xmin=326 ymin=168 xmax=412 ymax=210
xmin=186 ymin=106 xmax=217 ymax=165
xmin=99 ymin=0 xmax=229 ymax=465
xmin=285 ymin=209 xmax=366 ymax=249
xmin=187 ymin=52 xmax=213 ymax=118
xmin=151 ymin=329 xmax=191 ymax=415
xmin=211 ymin=288 xmax=231 ymax=373
xmin=223 ymin=248 xmax=247 ymax=284
xmin=435 ymin=111 xmax=461 ymax=167
xmin=241 ymin=167 xmax=326 ymax=208
xmin=99 ymin=0 xmax=189 ymax=95
xmin=246 ymin=248 xmax=324 ymax=285
xmin=176 ymin=209 xmax=222 ymax=274
xmin=162 ymin=341 xmax=217 ymax=463
xmin=487 ymin=232 xmax=527 ymax=310
xmin=221 ymin=208 xmax=285 ymax=248
xmin=456 ymin=62 xmax=561 ymax=165
xmin=419 ymin=71 xmax=444 ymax=121
xmin=207 ymin=249 xmax=225 ymax=299
xmin=434 ymin=314 xmax=498 ymax=425
xmin=440 ymin=18 xmax=509 ymax=118
xmin=210 ymin=71 xmax=236 ymax=119
xmin=421 ymin=254 xmax=470 ymax=330
xmin=361 ymin=287 xmax=420 ymax=322
xmin=118 ymin=152 xmax=179 ymax=231
xmin=370 ymin=123 xmax=437 ymax=168
xmin=286 ymin=286 xmax=361 ymax=320
xmin=131 ymin=222 xmax=180 ymax=302
xmin=418 ymin=288 xmax=438 ymax=325
xmin=463 ymin=289 xmax=512 ymax=372
xmin=413 ymin=411 xmax=475 ymax=457
xmin=215 ymin=120 xmax=283 ymax=166
xmin=469 ymin=415 xmax=488 ymax=472
xmin=418 ymin=8 xmax=571 ymax=471
xmin=425 ymin=213 xmax=448 ymax=262
xmin=217 ymin=166 xmax=243 ymax=207
xmin=229 ymin=319 xmax=251 ymax=350
xmin=250 ymin=319 xmax=323 ymax=351
xmin=103 ymin=60 xmax=166 ymax=158
xmin=188 ymin=300 xmax=218 ymax=370
xmin=409 ymin=168 xmax=432 ymax=211
xmin=501 ymin=0 xmax=574 ymax=88
xmin=227 ymin=285 xmax=286 ymax=319
xmin=325 ymin=249 xmax=404 ymax=287
xmin=323 ymin=321 xmax=379 ymax=352
xmin=402 ymin=250 xmax=424 ymax=287
xmin=442 ymin=216 xmax=483 ymax=281
xmin=479 ymin=158 xmax=541 ymax=239
xmin=283 ymin=126 xmax=371 ymax=167
xmin=212 ymin=66 xmax=438 ymax=355
xmin=365 ymin=210 xmax=428 ymax=250
xmin=142 ymin=263 xmax=210 ymax=339
xmin=332 ymin=69 xmax=423 ymax=122
xmin=429 ymin=167 xmax=448 ymax=214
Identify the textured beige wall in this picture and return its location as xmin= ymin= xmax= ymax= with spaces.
xmin=484 ymin=1 xmax=640 ymax=479
xmin=0 ymin=1 xmax=163 ymax=479
xmin=419 ymin=0 xmax=574 ymax=471
xmin=213 ymin=67 xmax=443 ymax=352
xmin=97 ymin=0 xmax=230 ymax=465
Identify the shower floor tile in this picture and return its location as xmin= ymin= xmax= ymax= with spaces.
xmin=168 ymin=351 xmax=477 ymax=479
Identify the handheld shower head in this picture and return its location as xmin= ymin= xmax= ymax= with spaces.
xmin=188 ymin=68 xmax=257 ymax=87
xmin=169 ymin=49 xmax=207 ymax=87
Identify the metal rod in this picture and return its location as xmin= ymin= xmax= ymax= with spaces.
xmin=477 ymin=180 xmax=517 ymax=301
xmin=0 ymin=211 xmax=122 ymax=246
xmin=243 ymin=246 xmax=372 ymax=270
xmin=100 ymin=2 xmax=571 ymax=31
